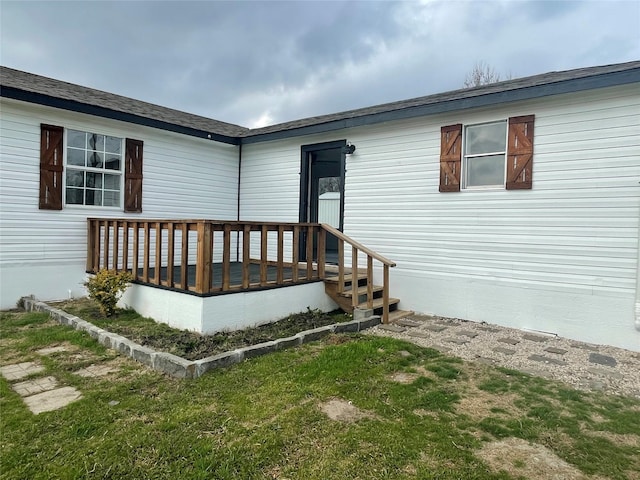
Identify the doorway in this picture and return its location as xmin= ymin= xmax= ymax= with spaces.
xmin=299 ymin=140 xmax=346 ymax=263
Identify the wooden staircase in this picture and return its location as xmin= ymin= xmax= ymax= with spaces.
xmin=323 ymin=271 xmax=413 ymax=323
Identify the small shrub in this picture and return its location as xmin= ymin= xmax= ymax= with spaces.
xmin=15 ymin=297 xmax=25 ymax=310
xmin=84 ymin=270 xmax=133 ymax=316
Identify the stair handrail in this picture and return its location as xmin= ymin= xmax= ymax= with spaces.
xmin=320 ymin=224 xmax=396 ymax=323
xmin=320 ymin=224 xmax=396 ymax=267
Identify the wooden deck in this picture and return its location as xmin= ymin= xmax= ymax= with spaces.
xmin=86 ymin=219 xmax=398 ymax=322
xmin=135 ymin=262 xmax=318 ymax=294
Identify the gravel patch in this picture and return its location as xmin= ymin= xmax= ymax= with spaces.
xmin=367 ymin=314 xmax=640 ymax=399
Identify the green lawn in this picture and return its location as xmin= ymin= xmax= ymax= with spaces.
xmin=1 ymin=310 xmax=639 ymax=479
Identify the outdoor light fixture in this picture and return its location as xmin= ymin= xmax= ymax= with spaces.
xmin=342 ymin=143 xmax=356 ymax=154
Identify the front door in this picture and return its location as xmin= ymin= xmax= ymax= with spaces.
xmin=299 ymin=141 xmax=345 ymax=263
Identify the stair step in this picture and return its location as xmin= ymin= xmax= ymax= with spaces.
xmin=358 ymin=297 xmax=400 ymax=310
xmin=338 ymin=285 xmax=384 ymax=298
xmin=324 ymin=273 xmax=368 ymax=284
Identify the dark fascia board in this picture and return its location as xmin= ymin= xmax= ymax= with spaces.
xmin=240 ymin=67 xmax=640 ymax=145
xmin=1 ymin=87 xmax=240 ymax=146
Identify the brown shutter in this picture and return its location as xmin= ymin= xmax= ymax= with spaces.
xmin=506 ymin=115 xmax=534 ymax=190
xmin=439 ymin=124 xmax=462 ymax=192
xmin=124 ymin=138 xmax=143 ymax=212
xmin=39 ymin=124 xmax=64 ymax=210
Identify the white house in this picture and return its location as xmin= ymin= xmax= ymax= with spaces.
xmin=1 ymin=61 xmax=639 ymax=350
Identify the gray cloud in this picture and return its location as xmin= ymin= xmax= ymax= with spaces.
xmin=2 ymin=1 xmax=638 ymax=127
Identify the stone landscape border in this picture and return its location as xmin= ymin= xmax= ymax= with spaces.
xmin=21 ymin=296 xmax=381 ymax=379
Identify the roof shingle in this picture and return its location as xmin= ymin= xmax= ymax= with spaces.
xmin=2 ymin=61 xmax=638 ymax=144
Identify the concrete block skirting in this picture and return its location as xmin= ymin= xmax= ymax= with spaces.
xmin=21 ymin=296 xmax=381 ymax=379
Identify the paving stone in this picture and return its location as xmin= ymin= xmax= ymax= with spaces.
xmin=528 ymin=354 xmax=568 ymax=366
xmin=476 ymin=357 xmax=497 ymax=365
xmin=523 ymin=334 xmax=549 ymax=343
xmin=378 ymin=324 xmax=406 ymax=333
xmin=497 ymin=337 xmax=520 ymax=345
xmin=587 ymin=367 xmax=623 ymax=380
xmin=36 ymin=346 xmax=68 ymax=355
xmin=74 ymin=364 xmax=119 ymax=378
xmin=429 ymin=345 xmax=452 ymax=353
xmin=570 ymin=342 xmax=599 ymax=351
xmin=544 ymin=347 xmax=568 ymax=355
xmin=436 ymin=320 xmax=458 ymax=326
xmin=22 ymin=386 xmax=82 ymax=414
xmin=477 ymin=326 xmax=501 ymax=333
xmin=0 ymin=362 xmax=45 ymax=381
xmin=519 ymin=368 xmax=543 ymax=377
xmin=396 ymin=318 xmax=422 ymax=327
xmin=407 ymin=330 xmax=430 ymax=339
xmin=457 ymin=330 xmax=478 ymax=338
xmin=424 ymin=325 xmax=448 ymax=333
xmin=443 ymin=337 xmax=469 ymax=345
xmin=493 ymin=347 xmax=516 ymax=356
xmin=588 ymin=353 xmax=617 ymax=367
xmin=12 ymin=376 xmax=58 ymax=397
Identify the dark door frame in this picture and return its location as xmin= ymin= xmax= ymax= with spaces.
xmin=299 ymin=140 xmax=346 ymax=262
xmin=298 ymin=139 xmax=346 ymax=230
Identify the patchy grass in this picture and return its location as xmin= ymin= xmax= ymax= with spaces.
xmin=49 ymin=298 xmax=352 ymax=360
xmin=1 ymin=310 xmax=639 ymax=479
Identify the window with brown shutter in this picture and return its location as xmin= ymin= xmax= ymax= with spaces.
xmin=124 ymin=138 xmax=143 ymax=212
xmin=440 ymin=115 xmax=534 ymax=191
xmin=506 ymin=115 xmax=534 ymax=190
xmin=439 ymin=124 xmax=462 ymax=192
xmin=39 ymin=124 xmax=64 ymax=210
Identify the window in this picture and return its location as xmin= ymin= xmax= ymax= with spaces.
xmin=39 ymin=124 xmax=143 ymax=211
xmin=463 ymin=121 xmax=507 ymax=189
xmin=439 ymin=115 xmax=534 ymax=192
xmin=65 ymin=129 xmax=123 ymax=207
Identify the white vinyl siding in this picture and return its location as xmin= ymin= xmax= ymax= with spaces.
xmin=0 ymin=99 xmax=239 ymax=307
xmin=240 ymin=83 xmax=639 ymax=349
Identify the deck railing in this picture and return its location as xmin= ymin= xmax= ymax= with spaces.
xmin=86 ymin=218 xmax=396 ymax=322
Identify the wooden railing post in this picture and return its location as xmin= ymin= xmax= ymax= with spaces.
xmin=122 ymin=220 xmax=129 ymax=273
xmin=86 ymin=219 xmax=96 ymax=272
xmin=132 ymin=222 xmax=139 ymax=280
xmin=260 ymin=225 xmax=268 ymax=286
xmin=103 ymin=220 xmax=110 ymax=270
xmin=292 ymin=225 xmax=299 ymax=283
xmin=277 ymin=225 xmax=284 ymax=284
xmin=166 ymin=222 xmax=175 ymax=287
xmin=367 ymin=255 xmax=373 ymax=309
xmin=383 ymin=264 xmax=390 ymax=324
xmin=351 ymin=246 xmax=358 ymax=310
xmin=154 ymin=222 xmax=162 ymax=285
xmin=337 ymin=238 xmax=345 ymax=294
xmin=242 ymin=224 xmax=251 ymax=288
xmin=222 ymin=223 xmax=231 ymax=291
xmin=306 ymin=225 xmax=314 ymax=279
xmin=180 ymin=222 xmax=188 ymax=289
xmin=196 ymin=221 xmax=213 ymax=293
xmin=112 ymin=221 xmax=119 ymax=270
xmin=317 ymin=227 xmax=326 ymax=278
xmin=143 ymin=222 xmax=150 ymax=282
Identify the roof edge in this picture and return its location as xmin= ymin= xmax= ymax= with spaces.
xmin=240 ymin=65 xmax=640 ymax=144
xmin=1 ymin=86 xmax=240 ymax=145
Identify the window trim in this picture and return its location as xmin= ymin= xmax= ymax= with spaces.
xmin=62 ymin=128 xmax=125 ymax=209
xmin=461 ymin=120 xmax=508 ymax=191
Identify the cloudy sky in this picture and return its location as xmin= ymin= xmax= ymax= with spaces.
xmin=2 ymin=1 xmax=639 ymax=128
